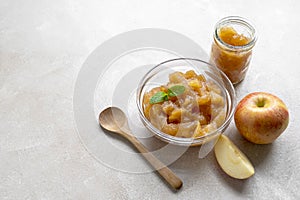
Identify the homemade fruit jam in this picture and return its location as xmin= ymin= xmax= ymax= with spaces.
xmin=142 ymin=70 xmax=226 ymax=138
xmin=210 ymin=16 xmax=257 ymax=84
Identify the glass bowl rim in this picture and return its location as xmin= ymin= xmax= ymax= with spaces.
xmin=136 ymin=57 xmax=236 ymax=146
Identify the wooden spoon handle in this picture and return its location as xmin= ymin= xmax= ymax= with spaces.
xmin=123 ymin=131 xmax=183 ymax=190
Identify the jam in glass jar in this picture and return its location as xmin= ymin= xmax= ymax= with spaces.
xmin=210 ymin=16 xmax=257 ymax=84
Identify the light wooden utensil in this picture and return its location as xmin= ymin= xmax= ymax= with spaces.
xmin=99 ymin=107 xmax=183 ymax=190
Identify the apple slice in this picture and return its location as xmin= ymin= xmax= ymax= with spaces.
xmin=214 ymin=134 xmax=255 ymax=179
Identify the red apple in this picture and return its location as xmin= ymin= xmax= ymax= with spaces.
xmin=234 ymin=92 xmax=289 ymax=144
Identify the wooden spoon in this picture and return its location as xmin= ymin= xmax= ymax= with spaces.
xmin=99 ymin=107 xmax=183 ymax=190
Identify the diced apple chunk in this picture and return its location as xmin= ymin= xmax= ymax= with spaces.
xmin=188 ymin=79 xmax=201 ymax=90
xmin=168 ymin=109 xmax=182 ymax=123
xmin=214 ymin=135 xmax=255 ymax=179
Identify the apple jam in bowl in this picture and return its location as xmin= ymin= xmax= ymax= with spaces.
xmin=136 ymin=58 xmax=235 ymax=146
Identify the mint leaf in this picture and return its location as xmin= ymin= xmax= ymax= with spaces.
xmin=150 ymin=91 xmax=168 ymax=104
xmin=168 ymin=85 xmax=185 ymax=97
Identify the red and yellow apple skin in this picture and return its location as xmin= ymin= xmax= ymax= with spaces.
xmin=234 ymin=92 xmax=289 ymax=144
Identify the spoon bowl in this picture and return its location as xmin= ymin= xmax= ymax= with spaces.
xmin=99 ymin=107 xmax=129 ymax=133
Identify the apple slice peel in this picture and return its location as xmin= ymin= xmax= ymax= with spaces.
xmin=214 ymin=134 xmax=255 ymax=179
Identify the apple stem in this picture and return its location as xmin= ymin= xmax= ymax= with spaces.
xmin=257 ymin=98 xmax=265 ymax=108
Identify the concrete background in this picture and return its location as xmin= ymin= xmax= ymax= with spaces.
xmin=1 ymin=0 xmax=299 ymax=199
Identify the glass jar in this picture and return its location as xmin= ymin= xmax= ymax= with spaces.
xmin=210 ymin=16 xmax=257 ymax=84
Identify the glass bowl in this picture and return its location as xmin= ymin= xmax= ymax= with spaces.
xmin=136 ymin=58 xmax=235 ymax=146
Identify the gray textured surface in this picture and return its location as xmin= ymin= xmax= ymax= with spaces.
xmin=1 ymin=0 xmax=300 ymax=199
